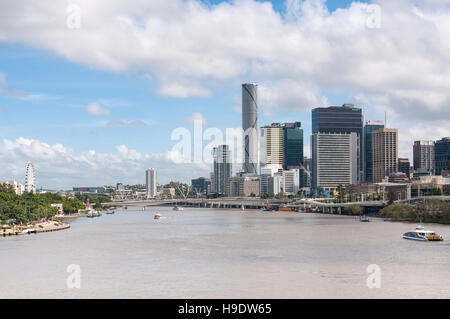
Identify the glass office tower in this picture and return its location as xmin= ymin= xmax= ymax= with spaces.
xmin=435 ymin=137 xmax=450 ymax=175
xmin=364 ymin=121 xmax=385 ymax=182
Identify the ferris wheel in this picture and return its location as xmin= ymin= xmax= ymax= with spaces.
xmin=25 ymin=162 xmax=36 ymax=193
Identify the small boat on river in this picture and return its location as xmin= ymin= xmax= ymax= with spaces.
xmin=403 ymin=226 xmax=443 ymax=241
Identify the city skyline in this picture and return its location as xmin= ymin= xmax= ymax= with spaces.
xmin=1 ymin=0 xmax=450 ymax=189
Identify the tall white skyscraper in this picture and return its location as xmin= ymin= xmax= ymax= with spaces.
xmin=146 ymin=168 xmax=157 ymax=198
xmin=311 ymin=132 xmax=358 ymax=189
xmin=25 ymin=162 xmax=36 ymax=193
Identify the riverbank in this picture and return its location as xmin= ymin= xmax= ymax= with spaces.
xmin=1 ymin=221 xmax=70 ymax=237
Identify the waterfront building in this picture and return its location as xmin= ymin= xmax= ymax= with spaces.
xmin=25 ymin=162 xmax=36 ymax=193
xmin=116 ymin=183 xmax=124 ymax=191
xmin=146 ymin=168 xmax=157 ymax=198
xmin=213 ymin=145 xmax=232 ymax=194
xmin=282 ymin=169 xmax=300 ymax=194
xmin=227 ymin=174 xmax=260 ymax=197
xmin=73 ymin=187 xmax=106 ymax=195
xmin=191 ymin=177 xmax=210 ymax=194
xmin=0 ymin=180 xmax=24 ymax=195
xmin=435 ymin=137 xmax=450 ymax=175
xmin=372 ymin=128 xmax=398 ymax=183
xmin=378 ymin=182 xmax=411 ymax=201
xmin=268 ymin=172 xmax=283 ymax=195
xmin=312 ymin=104 xmax=364 ymax=181
xmin=311 ymin=132 xmax=358 ymax=190
xmin=242 ymin=83 xmax=259 ymax=174
xmin=364 ymin=120 xmax=384 ymax=182
xmin=161 ymin=187 xmax=175 ymax=198
xmin=413 ymin=140 xmax=435 ymax=174
xmin=398 ymin=158 xmax=411 ymax=177
xmin=260 ymin=165 xmax=282 ymax=194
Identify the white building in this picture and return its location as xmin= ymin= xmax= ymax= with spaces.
xmin=146 ymin=168 xmax=157 ymax=198
xmin=25 ymin=162 xmax=36 ymax=193
xmin=260 ymin=164 xmax=282 ymax=194
xmin=264 ymin=168 xmax=299 ymax=195
xmin=282 ymin=169 xmax=300 ymax=194
xmin=0 ymin=180 xmax=25 ymax=195
xmin=311 ymin=132 xmax=358 ymax=190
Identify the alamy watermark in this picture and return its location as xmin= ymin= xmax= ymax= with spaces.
xmin=66 ymin=264 xmax=81 ymax=289
xmin=170 ymin=120 xmax=258 ymax=165
xmin=366 ymin=264 xmax=381 ymax=289
xmin=66 ymin=4 xmax=81 ymax=29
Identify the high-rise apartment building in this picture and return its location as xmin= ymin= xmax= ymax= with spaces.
xmin=311 ymin=132 xmax=358 ymax=189
xmin=413 ymin=140 xmax=435 ymax=174
xmin=435 ymin=137 xmax=450 ymax=175
xmin=372 ymin=128 xmax=398 ymax=183
xmin=213 ymin=145 xmax=232 ymax=194
xmin=242 ymin=83 xmax=258 ymax=174
xmin=146 ymin=168 xmax=157 ymax=198
xmin=260 ymin=123 xmax=284 ymax=167
xmin=312 ymin=104 xmax=363 ymax=181
xmin=364 ymin=120 xmax=384 ymax=182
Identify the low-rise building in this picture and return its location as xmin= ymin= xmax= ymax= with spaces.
xmin=227 ymin=175 xmax=260 ymax=197
xmin=73 ymin=187 xmax=106 ymax=195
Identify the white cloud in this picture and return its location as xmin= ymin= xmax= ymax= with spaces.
xmin=0 ymin=0 xmax=450 ymax=174
xmin=0 ymin=137 xmax=210 ymax=189
xmin=185 ymin=112 xmax=209 ymax=125
xmin=86 ymin=102 xmax=111 ymax=116
xmin=259 ymin=80 xmax=329 ymax=115
xmin=0 ymin=0 xmax=448 ymax=124
xmin=106 ymin=119 xmax=148 ymax=126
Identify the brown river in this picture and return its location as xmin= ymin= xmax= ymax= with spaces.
xmin=1 ymin=207 xmax=449 ymax=298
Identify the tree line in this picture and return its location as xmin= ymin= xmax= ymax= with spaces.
xmin=0 ymin=184 xmax=95 ymax=224
xmin=380 ymin=200 xmax=450 ymax=224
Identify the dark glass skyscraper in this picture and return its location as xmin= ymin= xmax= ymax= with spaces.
xmin=364 ymin=121 xmax=384 ymax=182
xmin=435 ymin=137 xmax=450 ymax=175
xmin=283 ymin=122 xmax=303 ymax=168
xmin=312 ymin=104 xmax=363 ymax=181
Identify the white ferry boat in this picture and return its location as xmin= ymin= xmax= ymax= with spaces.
xmin=86 ymin=210 xmax=101 ymax=218
xmin=402 ymin=226 xmax=443 ymax=241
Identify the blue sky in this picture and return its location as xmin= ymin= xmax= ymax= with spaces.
xmin=0 ymin=0 xmax=449 ymax=189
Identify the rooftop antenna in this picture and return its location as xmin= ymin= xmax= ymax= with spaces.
xmin=385 ymin=111 xmax=387 ymax=128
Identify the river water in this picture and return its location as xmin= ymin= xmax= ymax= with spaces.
xmin=1 ymin=207 xmax=449 ymax=299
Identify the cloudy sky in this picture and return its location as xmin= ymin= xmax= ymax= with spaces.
xmin=0 ymin=0 xmax=449 ymax=189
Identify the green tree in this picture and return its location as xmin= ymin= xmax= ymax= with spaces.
xmin=346 ymin=204 xmax=363 ymax=216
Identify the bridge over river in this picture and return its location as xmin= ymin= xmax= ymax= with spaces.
xmin=106 ymin=197 xmax=386 ymax=214
xmin=105 ymin=195 xmax=450 ymax=214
